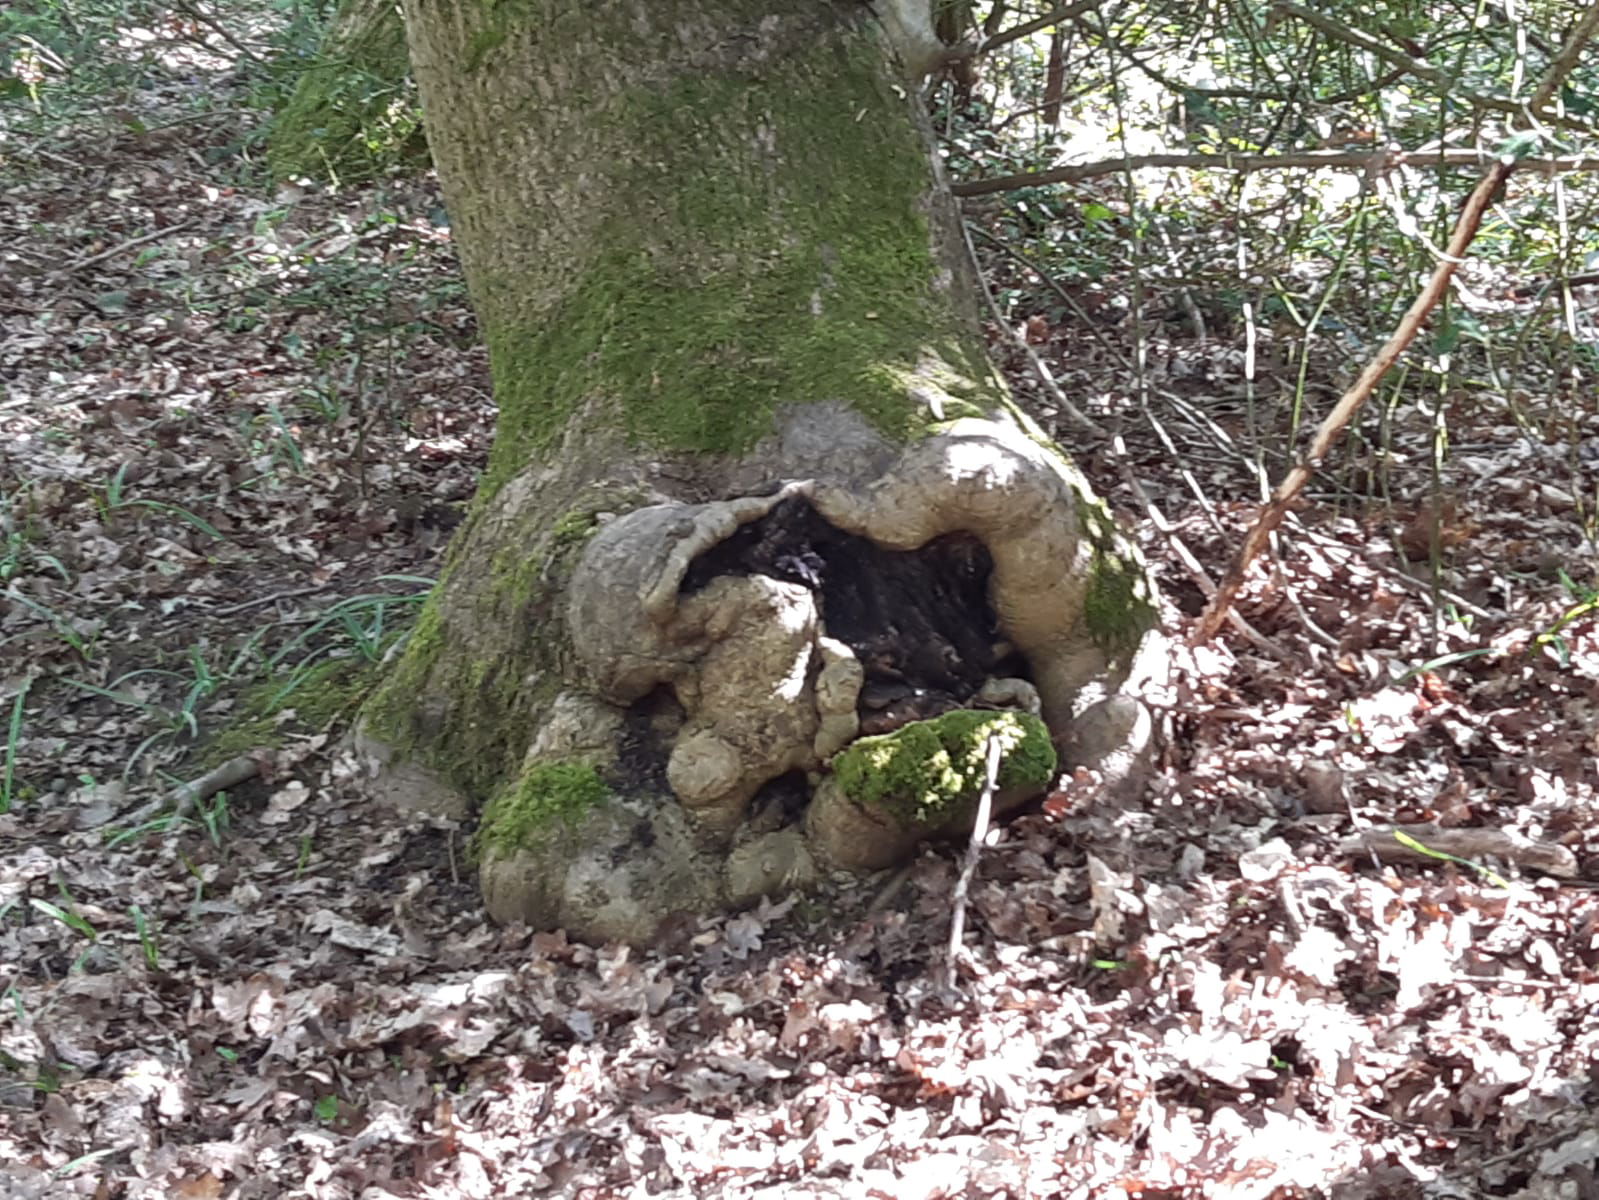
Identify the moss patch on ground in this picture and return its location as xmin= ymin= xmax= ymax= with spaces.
xmin=833 ymin=708 xmax=1055 ymax=826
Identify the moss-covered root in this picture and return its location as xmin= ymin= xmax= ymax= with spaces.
xmin=474 ymin=761 xmax=608 ymax=858
xmin=807 ymin=709 xmax=1056 ymax=870
xmin=476 ymin=758 xmax=724 ymax=942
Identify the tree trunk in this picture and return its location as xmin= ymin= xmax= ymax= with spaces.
xmin=358 ymin=0 xmax=1162 ymax=943
xmin=268 ymin=0 xmax=425 ymax=185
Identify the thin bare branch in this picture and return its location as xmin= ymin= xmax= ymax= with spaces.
xmin=1271 ymin=2 xmax=1454 ymax=88
xmin=978 ymin=0 xmax=1103 ymax=54
xmin=1526 ymin=1 xmax=1599 ymax=114
xmin=952 ymin=148 xmax=1599 ymax=196
xmin=1191 ymin=157 xmax=1516 ymax=645
xmin=945 ymin=735 xmax=1003 ymax=989
xmin=122 ymin=753 xmax=264 ymax=824
xmin=1274 ymin=0 xmax=1591 ymax=128
xmin=49 ymin=220 xmax=200 ymax=278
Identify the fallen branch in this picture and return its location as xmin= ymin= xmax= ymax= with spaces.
xmin=122 ymin=753 xmax=264 ymax=825
xmin=1509 ymin=271 xmax=1599 ymax=299
xmin=1339 ymin=824 xmax=1577 ymax=879
xmin=951 ymin=148 xmax=1599 ymax=197
xmin=50 ymin=220 xmax=200 ymax=279
xmin=1190 ymin=152 xmax=1515 ymax=644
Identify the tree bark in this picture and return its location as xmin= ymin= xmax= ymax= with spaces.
xmin=359 ymin=0 xmax=1162 ymax=943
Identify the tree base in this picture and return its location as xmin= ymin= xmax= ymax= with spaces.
xmin=361 ymin=415 xmax=1164 ymax=943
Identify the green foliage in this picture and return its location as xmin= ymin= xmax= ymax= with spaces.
xmin=0 ymin=0 xmax=334 ymax=165
xmin=265 ymin=0 xmax=425 ymax=185
xmin=949 ymin=0 xmax=1597 ymax=523
xmin=129 ymin=905 xmax=160 ymax=967
xmin=1 ymin=677 xmax=29 ymax=814
xmin=1 ymin=485 xmax=68 ymax=585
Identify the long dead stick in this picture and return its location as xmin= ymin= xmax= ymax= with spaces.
xmin=1191 ymin=156 xmax=1515 ymax=645
xmin=950 ymin=149 xmax=1599 ymax=197
xmin=1193 ymin=3 xmax=1599 ymax=645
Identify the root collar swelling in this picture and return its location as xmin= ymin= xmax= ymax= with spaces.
xmin=369 ymin=415 xmax=1163 ymax=944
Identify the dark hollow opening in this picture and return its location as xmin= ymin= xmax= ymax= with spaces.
xmin=683 ymin=495 xmax=1022 ymax=734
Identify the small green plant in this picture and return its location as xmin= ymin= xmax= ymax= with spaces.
xmin=1533 ymin=571 xmax=1599 ymax=666
xmin=0 ymin=485 xmax=68 ymax=585
xmin=31 ymin=888 xmax=99 ymax=971
xmin=198 ymin=792 xmax=231 ymax=846
xmin=266 ymin=576 xmax=433 ymax=682
xmin=265 ymin=403 xmax=308 ymax=474
xmin=30 ymin=897 xmax=95 ymax=942
xmin=129 ymin=905 xmax=160 ymax=968
xmin=314 ymin=1094 xmax=339 ymax=1122
xmin=51 ymin=1149 xmax=119 ymax=1179
xmin=1391 ymin=829 xmax=1510 ymax=889
xmin=64 ymin=658 xmax=220 ymax=778
xmin=98 ymin=463 xmax=226 ymax=542
xmin=2 ymin=588 xmax=93 ymax=659
xmin=104 ymin=813 xmax=188 ymax=849
xmin=1 ymin=675 xmax=27 ymax=814
xmin=179 ymin=853 xmax=207 ymax=908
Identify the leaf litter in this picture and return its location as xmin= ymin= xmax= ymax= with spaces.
xmin=2 ymin=50 xmax=1599 ymax=1200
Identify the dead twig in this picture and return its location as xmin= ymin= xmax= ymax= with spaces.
xmin=1117 ymin=455 xmax=1289 ymax=657
xmin=1337 ymin=823 xmax=1577 ymax=878
xmin=123 ymin=753 xmax=263 ymax=825
xmin=50 ymin=220 xmax=200 ymax=280
xmin=945 ymin=734 xmax=1003 ymax=989
xmin=952 ymin=148 xmax=1599 ymax=197
xmin=977 ymin=0 xmax=1101 ymax=54
xmin=210 ymin=583 xmax=334 ymax=617
xmin=1516 ymin=0 xmax=1599 ymax=114
xmin=1192 ymin=154 xmax=1516 ymax=644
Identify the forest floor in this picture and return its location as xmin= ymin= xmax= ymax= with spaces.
xmin=3 ymin=66 xmax=1599 ymax=1200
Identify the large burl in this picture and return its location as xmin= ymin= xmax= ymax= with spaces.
xmin=475 ymin=417 xmax=1162 ymax=943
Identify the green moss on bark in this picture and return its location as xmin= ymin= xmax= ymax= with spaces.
xmin=475 ymin=760 xmax=609 ymax=857
xmin=358 ymin=499 xmax=612 ymax=802
xmin=1079 ymin=504 xmax=1159 ymax=652
xmin=833 ymin=709 xmax=1055 ymax=826
xmin=477 ymin=44 xmax=1000 ymax=494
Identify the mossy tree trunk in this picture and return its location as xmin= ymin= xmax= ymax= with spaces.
xmin=268 ymin=0 xmax=425 ymax=185
xmin=358 ymin=0 xmax=1162 ymax=943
